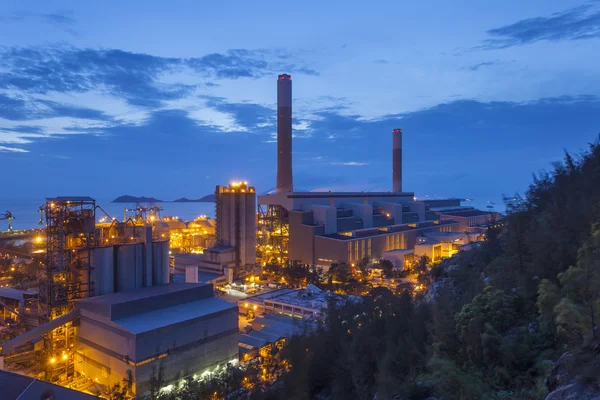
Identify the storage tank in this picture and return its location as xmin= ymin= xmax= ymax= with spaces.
xmin=115 ymin=243 xmax=144 ymax=292
xmin=89 ymin=246 xmax=115 ymax=296
xmin=152 ymin=240 xmax=170 ymax=285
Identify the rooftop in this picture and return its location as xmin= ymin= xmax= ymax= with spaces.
xmin=239 ymin=333 xmax=267 ymax=349
xmin=77 ymin=283 xmax=207 ymax=306
xmin=439 ymin=210 xmax=495 ymax=217
xmin=0 ymin=370 xmax=96 ymax=400
xmin=0 ymin=287 xmax=37 ymax=301
xmin=75 ymin=283 xmax=214 ymax=321
xmin=287 ymin=191 xmax=414 ymax=198
xmin=114 ymin=296 xmax=236 ymax=334
xmin=205 ymin=246 xmax=235 ymax=253
xmin=320 ymin=220 xmax=458 ymax=241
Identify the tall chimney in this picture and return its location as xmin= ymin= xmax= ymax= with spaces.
xmin=276 ymin=74 xmax=293 ymax=193
xmin=392 ymin=128 xmax=402 ymax=192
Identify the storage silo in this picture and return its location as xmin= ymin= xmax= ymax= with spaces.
xmin=152 ymin=240 xmax=170 ymax=285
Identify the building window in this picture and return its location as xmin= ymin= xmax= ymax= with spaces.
xmin=348 ymin=243 xmax=352 ymax=263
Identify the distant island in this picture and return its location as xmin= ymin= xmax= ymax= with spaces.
xmin=112 ymin=195 xmax=163 ymax=203
xmin=112 ymin=194 xmax=215 ymax=203
xmin=173 ymin=194 xmax=215 ymax=203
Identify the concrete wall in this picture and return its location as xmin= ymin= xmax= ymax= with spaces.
xmin=288 ymin=210 xmax=323 ymax=265
xmin=344 ymin=203 xmax=373 ymax=229
xmin=76 ymin=296 xmax=237 ymax=397
xmin=311 ymin=205 xmax=337 ymax=234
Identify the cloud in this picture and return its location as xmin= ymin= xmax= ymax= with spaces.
xmin=329 ymin=161 xmax=369 ymax=166
xmin=0 ymin=46 xmax=318 ymax=108
xmin=481 ymin=4 xmax=600 ymax=49
xmin=0 ymin=45 xmax=318 ymax=150
xmin=374 ymin=59 xmax=389 ymax=64
xmin=201 ymin=96 xmax=275 ymax=133
xmin=0 ymin=12 xmax=77 ymax=34
xmin=0 ymin=145 xmax=28 ymax=153
xmin=464 ymin=61 xmax=503 ymax=71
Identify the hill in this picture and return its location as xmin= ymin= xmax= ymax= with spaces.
xmin=111 ymin=195 xmax=163 ymax=203
xmin=173 ymin=194 xmax=215 ymax=203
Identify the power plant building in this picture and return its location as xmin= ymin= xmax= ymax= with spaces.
xmin=258 ymin=75 xmax=497 ymax=267
xmin=181 ymin=182 xmax=257 ymax=281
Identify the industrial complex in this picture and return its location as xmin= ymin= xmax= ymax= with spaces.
xmin=256 ymin=74 xmax=496 ymax=268
xmin=0 ymin=73 xmax=499 ymax=398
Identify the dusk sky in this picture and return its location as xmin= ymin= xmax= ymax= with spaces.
xmin=1 ymin=0 xmax=599 ymax=208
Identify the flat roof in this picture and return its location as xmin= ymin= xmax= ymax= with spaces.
xmin=247 ymin=329 xmax=283 ymax=343
xmin=439 ymin=210 xmax=494 ymax=217
xmin=384 ymin=249 xmax=414 ymax=254
xmin=76 ymin=283 xmax=209 ymax=306
xmin=198 ymin=271 xmax=223 ymax=282
xmin=286 ymin=191 xmax=414 ymax=198
xmin=0 ymin=370 xmax=97 ymax=399
xmin=205 ymin=246 xmax=235 ymax=253
xmin=0 ymin=287 xmax=37 ymax=301
xmin=114 ymin=296 xmax=237 ymax=334
xmin=239 ymin=334 xmax=266 ymax=349
xmin=175 ymin=253 xmax=205 ymax=261
xmin=320 ymin=220 xmax=458 ymax=241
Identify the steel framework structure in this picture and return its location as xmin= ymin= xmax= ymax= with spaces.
xmin=257 ymin=204 xmax=289 ymax=265
xmin=38 ymin=197 xmax=96 ymax=381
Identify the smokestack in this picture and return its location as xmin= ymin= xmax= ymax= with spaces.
xmin=276 ymin=74 xmax=293 ymax=193
xmin=392 ymin=128 xmax=402 ymax=192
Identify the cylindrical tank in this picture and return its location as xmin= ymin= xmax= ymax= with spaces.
xmin=152 ymin=240 xmax=170 ymax=285
xmin=89 ymin=246 xmax=115 ymax=296
xmin=116 ymin=243 xmax=144 ymax=292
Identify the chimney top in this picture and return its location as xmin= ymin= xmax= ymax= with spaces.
xmin=393 ymin=128 xmax=402 ymax=133
xmin=278 ymin=74 xmax=292 ymax=80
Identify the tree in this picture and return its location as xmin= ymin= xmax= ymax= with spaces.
xmin=379 ymin=259 xmax=394 ymax=279
xmin=357 ymin=257 xmax=370 ymax=277
xmin=455 ymin=287 xmax=520 ymax=366
xmin=554 ymin=227 xmax=600 ymax=342
xmin=329 ymin=263 xmax=351 ymax=284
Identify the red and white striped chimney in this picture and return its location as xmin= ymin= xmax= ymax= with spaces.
xmin=393 ymin=128 xmax=402 ymax=192
xmin=276 ymin=74 xmax=293 ymax=193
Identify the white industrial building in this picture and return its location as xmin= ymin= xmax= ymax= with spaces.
xmin=74 ymin=283 xmax=238 ymax=396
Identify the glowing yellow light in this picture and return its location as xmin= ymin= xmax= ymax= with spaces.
xmin=35 ymin=236 xmax=42 ymax=243
xmin=10 ymin=267 xmax=14 ymax=272
xmin=62 ymin=354 xmax=68 ymax=360
xmin=50 ymin=357 xmax=56 ymax=364
xmin=253 ymin=305 xmax=257 ymax=310
xmin=244 ymin=303 xmax=248 ymax=308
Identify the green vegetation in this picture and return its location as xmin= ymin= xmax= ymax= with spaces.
xmin=248 ymin=137 xmax=600 ymax=400
xmin=148 ymin=137 xmax=600 ymax=400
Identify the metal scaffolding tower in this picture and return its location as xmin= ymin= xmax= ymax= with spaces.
xmin=257 ymin=204 xmax=289 ymax=265
xmin=38 ymin=197 xmax=96 ymax=381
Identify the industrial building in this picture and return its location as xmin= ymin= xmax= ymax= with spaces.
xmin=240 ymin=285 xmax=342 ymax=321
xmin=176 ymin=182 xmax=257 ymax=284
xmin=75 ymin=283 xmax=238 ymax=396
xmin=258 ymin=74 xmax=498 ymax=267
xmin=0 ymin=197 xmax=239 ymax=398
xmin=0 ymin=369 xmax=97 ymax=399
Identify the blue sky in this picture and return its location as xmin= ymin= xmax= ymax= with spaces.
xmin=0 ymin=0 xmax=599 ymax=209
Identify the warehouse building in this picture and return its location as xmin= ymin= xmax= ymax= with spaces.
xmin=74 ymin=283 xmax=238 ymax=396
